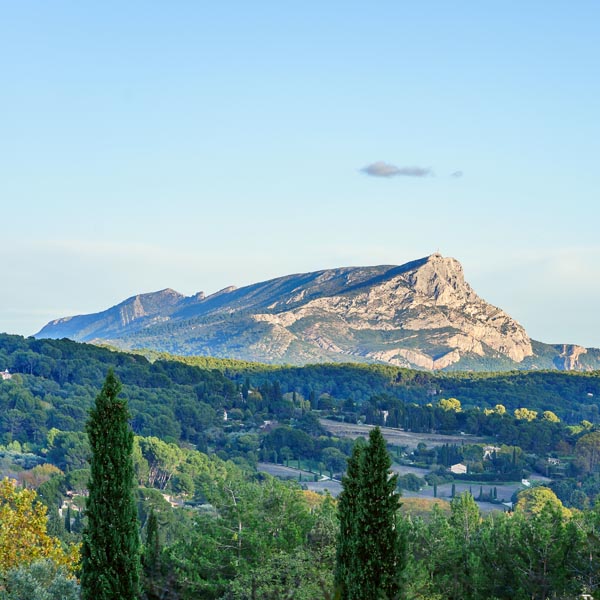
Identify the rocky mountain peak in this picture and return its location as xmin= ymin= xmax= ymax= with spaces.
xmin=34 ymin=254 xmax=599 ymax=372
xmin=247 ymin=253 xmax=534 ymax=368
xmin=404 ymin=253 xmax=472 ymax=304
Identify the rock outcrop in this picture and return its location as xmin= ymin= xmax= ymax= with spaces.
xmin=554 ymin=344 xmax=588 ymax=370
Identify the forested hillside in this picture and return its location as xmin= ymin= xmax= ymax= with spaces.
xmin=2 ymin=334 xmax=600 ymax=456
xmin=1 ymin=333 xmax=600 ymax=503
xmin=3 ymin=333 xmax=600 ymax=597
xmin=0 ymin=334 xmax=599 ymax=460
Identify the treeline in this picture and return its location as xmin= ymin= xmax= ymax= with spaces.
xmin=362 ymin=395 xmax=567 ymax=454
xmin=0 ymin=334 xmax=239 ymax=450
xmin=112 ymin=346 xmax=600 ymax=419
xmin=235 ymin=363 xmax=600 ymax=422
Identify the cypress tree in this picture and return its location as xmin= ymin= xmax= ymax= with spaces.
xmin=335 ymin=428 xmax=403 ymax=600
xmin=144 ymin=510 xmax=160 ymax=578
xmin=73 ymin=509 xmax=83 ymax=534
xmin=335 ymin=439 xmax=365 ymax=598
xmin=142 ymin=509 xmax=162 ymax=599
xmin=64 ymin=505 xmax=72 ymax=534
xmin=355 ymin=427 xmax=402 ymax=599
xmin=81 ymin=369 xmax=141 ymax=600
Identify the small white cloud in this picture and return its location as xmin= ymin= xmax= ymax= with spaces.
xmin=361 ymin=161 xmax=432 ymax=178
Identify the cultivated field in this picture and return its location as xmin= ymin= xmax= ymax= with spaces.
xmin=320 ymin=418 xmax=486 ymax=449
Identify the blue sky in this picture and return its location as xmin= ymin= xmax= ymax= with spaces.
xmin=2 ymin=2 xmax=599 ymax=346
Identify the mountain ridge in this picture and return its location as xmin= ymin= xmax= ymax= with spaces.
xmin=35 ymin=253 xmax=600 ymax=372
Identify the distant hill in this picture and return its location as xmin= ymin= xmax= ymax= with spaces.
xmin=35 ymin=253 xmax=600 ymax=372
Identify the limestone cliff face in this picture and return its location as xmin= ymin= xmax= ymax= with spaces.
xmin=251 ymin=253 xmax=534 ymax=368
xmin=36 ymin=254 xmax=595 ymax=371
xmin=117 ymin=289 xmax=184 ymax=326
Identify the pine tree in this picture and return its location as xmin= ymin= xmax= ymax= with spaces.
xmin=81 ymin=370 xmax=141 ymax=600
xmin=335 ymin=428 xmax=403 ymax=600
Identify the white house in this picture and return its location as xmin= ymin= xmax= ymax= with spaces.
xmin=1 ymin=369 xmax=12 ymax=381
xmin=450 ymin=463 xmax=467 ymax=475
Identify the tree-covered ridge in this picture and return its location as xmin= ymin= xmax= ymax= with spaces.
xmin=3 ymin=333 xmax=599 ymax=421
xmin=0 ymin=332 xmax=599 ymax=472
xmin=135 ymin=350 xmax=600 ymax=417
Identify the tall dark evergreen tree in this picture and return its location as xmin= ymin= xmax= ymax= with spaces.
xmin=81 ymin=369 xmax=141 ymax=600
xmin=335 ymin=428 xmax=403 ymax=600
xmin=64 ymin=505 xmax=72 ymax=534
xmin=142 ymin=509 xmax=162 ymax=600
xmin=144 ymin=510 xmax=161 ymax=578
xmin=334 ymin=438 xmax=365 ymax=598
